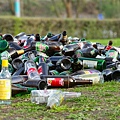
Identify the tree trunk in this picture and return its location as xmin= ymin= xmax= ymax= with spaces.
xmin=62 ymin=0 xmax=72 ymax=18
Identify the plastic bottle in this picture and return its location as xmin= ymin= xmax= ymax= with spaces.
xmin=31 ymin=90 xmax=81 ymax=105
xmin=63 ymin=91 xmax=81 ymax=100
xmin=47 ymin=90 xmax=64 ymax=109
xmin=31 ymin=89 xmax=58 ymax=104
xmin=0 ymin=51 xmax=11 ymax=105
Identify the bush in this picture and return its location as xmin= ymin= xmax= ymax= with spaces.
xmin=0 ymin=16 xmax=119 ymax=39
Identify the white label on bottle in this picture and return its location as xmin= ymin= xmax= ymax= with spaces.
xmin=83 ymin=60 xmax=97 ymax=69
xmin=47 ymin=78 xmax=55 ymax=86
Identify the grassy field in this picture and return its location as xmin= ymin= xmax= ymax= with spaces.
xmin=0 ymin=38 xmax=120 ymax=120
xmin=89 ymin=38 xmax=120 ymax=47
xmin=0 ymin=82 xmax=120 ymax=120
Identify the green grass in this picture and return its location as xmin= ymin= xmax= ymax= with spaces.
xmin=0 ymin=81 xmax=120 ymax=120
xmin=0 ymin=38 xmax=120 ymax=120
xmin=89 ymin=38 xmax=120 ymax=47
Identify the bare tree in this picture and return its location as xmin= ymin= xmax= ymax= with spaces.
xmin=62 ymin=0 xmax=72 ymax=18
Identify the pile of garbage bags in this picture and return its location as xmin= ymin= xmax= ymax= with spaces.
xmin=0 ymin=31 xmax=120 ymax=96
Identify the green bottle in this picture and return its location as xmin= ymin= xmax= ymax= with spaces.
xmin=0 ymin=36 xmax=9 ymax=53
xmin=12 ymin=84 xmax=37 ymax=97
xmin=105 ymin=49 xmax=118 ymax=61
xmin=75 ymin=47 xmax=99 ymax=58
xmin=41 ymin=32 xmax=53 ymax=41
xmin=72 ymin=58 xmax=83 ymax=72
xmin=49 ymin=70 xmax=59 ymax=75
xmin=78 ymin=57 xmax=106 ymax=72
xmin=59 ymin=69 xmax=72 ymax=75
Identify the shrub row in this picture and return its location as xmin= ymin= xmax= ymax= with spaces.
xmin=0 ymin=16 xmax=120 ymax=39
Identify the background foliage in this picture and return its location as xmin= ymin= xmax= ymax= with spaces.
xmin=0 ymin=0 xmax=120 ymax=19
xmin=0 ymin=0 xmax=119 ymax=39
xmin=0 ymin=17 xmax=119 ymax=39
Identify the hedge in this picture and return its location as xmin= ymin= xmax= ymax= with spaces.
xmin=0 ymin=16 xmax=120 ymax=39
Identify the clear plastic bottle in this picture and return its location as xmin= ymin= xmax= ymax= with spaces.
xmin=0 ymin=51 xmax=11 ymax=105
xmin=31 ymin=89 xmax=58 ymax=104
xmin=47 ymin=90 xmax=64 ymax=109
xmin=31 ymin=90 xmax=82 ymax=107
xmin=63 ymin=92 xmax=81 ymax=100
xmin=31 ymin=89 xmax=48 ymax=104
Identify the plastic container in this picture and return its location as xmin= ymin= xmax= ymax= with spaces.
xmin=31 ymin=89 xmax=59 ymax=104
xmin=63 ymin=91 xmax=81 ymax=100
xmin=47 ymin=90 xmax=64 ymax=108
xmin=31 ymin=90 xmax=82 ymax=107
xmin=47 ymin=92 xmax=81 ymax=109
